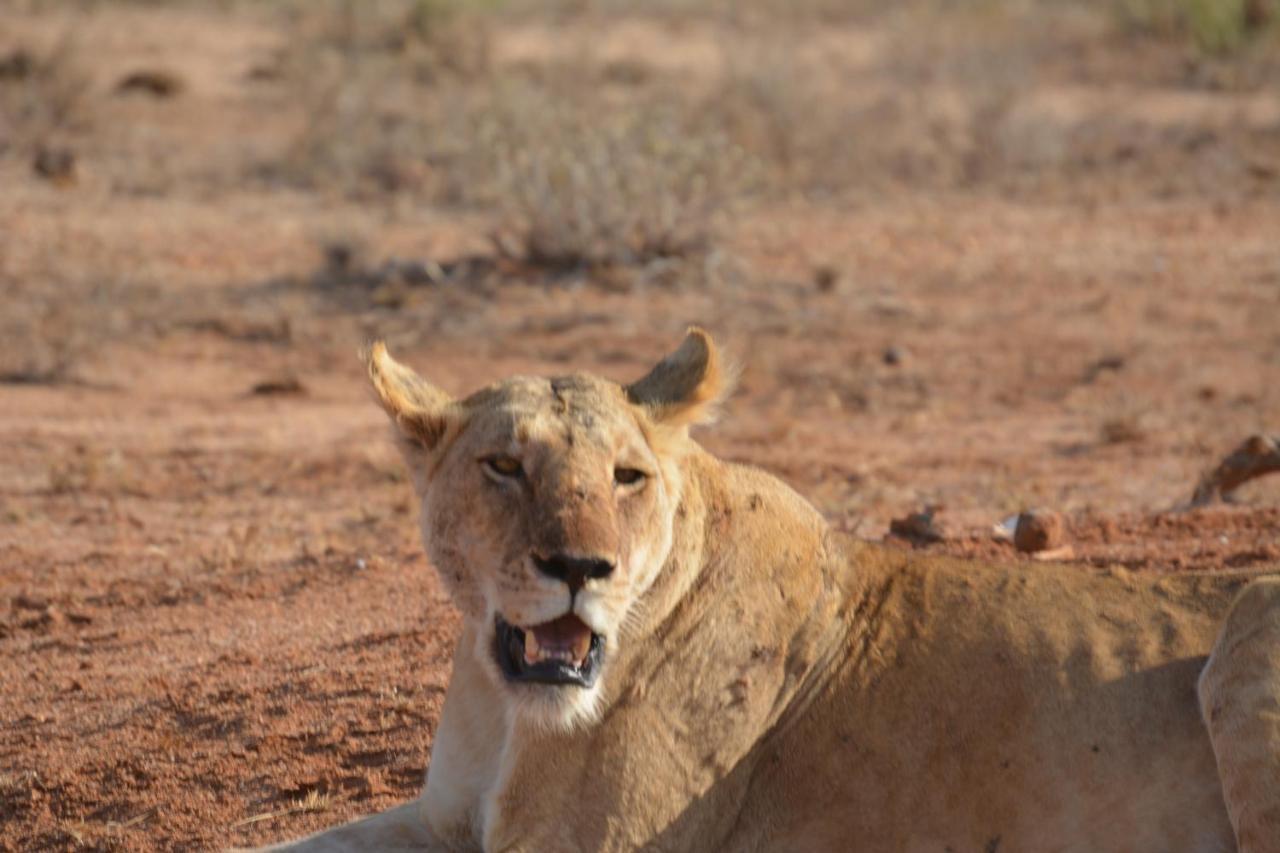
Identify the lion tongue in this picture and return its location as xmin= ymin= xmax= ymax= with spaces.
xmin=524 ymin=614 xmax=592 ymax=667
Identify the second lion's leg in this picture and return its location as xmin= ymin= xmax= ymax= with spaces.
xmin=421 ymin=625 xmax=508 ymax=848
xmin=250 ymin=798 xmax=445 ymax=852
xmin=1200 ymin=578 xmax=1280 ymax=853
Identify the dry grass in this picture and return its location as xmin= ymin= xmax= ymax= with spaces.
xmin=293 ymin=789 xmax=332 ymax=815
xmin=5 ymin=0 xmax=1276 ymax=308
xmin=257 ymin=0 xmax=1280 ymax=239
xmin=1117 ymin=0 xmax=1277 ymax=53
xmin=703 ymin=43 xmax=835 ymax=194
xmin=233 ymin=788 xmax=332 ymax=829
xmin=0 ymin=32 xmax=92 ymax=161
xmin=0 ymin=271 xmax=122 ymax=385
xmin=268 ymin=2 xmax=757 ymax=270
xmin=264 ymin=1 xmax=1041 ymax=269
xmin=475 ymin=84 xmax=754 ymax=268
xmin=264 ymin=0 xmax=493 ymax=196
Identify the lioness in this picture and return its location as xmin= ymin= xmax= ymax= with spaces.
xmin=262 ymin=329 xmax=1280 ymax=852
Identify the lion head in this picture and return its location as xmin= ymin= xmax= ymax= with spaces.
xmin=367 ymin=329 xmax=731 ymax=729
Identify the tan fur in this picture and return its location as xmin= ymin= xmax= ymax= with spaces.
xmin=261 ymin=331 xmax=1280 ymax=853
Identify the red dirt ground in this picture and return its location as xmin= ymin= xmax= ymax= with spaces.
xmin=2 ymin=3 xmax=1278 ymax=850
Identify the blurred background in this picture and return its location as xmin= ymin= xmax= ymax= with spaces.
xmin=2 ymin=0 xmax=1279 ymax=848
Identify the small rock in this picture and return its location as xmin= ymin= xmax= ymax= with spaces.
xmin=882 ymin=345 xmax=906 ymax=367
xmin=0 ymin=49 xmax=35 ymax=81
xmin=1082 ymin=354 xmax=1125 ymax=384
xmin=250 ymin=376 xmax=306 ymax=396
xmin=116 ymin=69 xmax=184 ymax=98
xmin=992 ymin=514 xmax=1019 ymax=540
xmin=323 ymin=242 xmax=359 ymax=275
xmin=371 ymin=279 xmax=409 ymax=309
xmin=33 ymin=145 xmax=76 ymax=186
xmin=1014 ymin=510 xmax=1065 ymax=553
xmin=888 ymin=506 xmax=946 ymax=545
xmin=369 ymin=155 xmax=431 ymax=193
xmin=13 ymin=594 xmax=49 ymax=611
xmin=393 ymin=259 xmax=434 ymax=286
xmin=813 ymin=265 xmax=841 ymax=293
xmin=1100 ymin=415 xmax=1145 ymax=445
xmin=245 ymin=63 xmax=282 ymax=82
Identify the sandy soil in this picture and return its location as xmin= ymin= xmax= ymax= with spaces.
xmin=1 ymin=3 xmax=1278 ymax=850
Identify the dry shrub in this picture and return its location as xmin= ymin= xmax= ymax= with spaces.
xmin=705 ymin=43 xmax=835 ymax=193
xmin=268 ymin=1 xmax=756 ymax=264
xmin=284 ymin=0 xmax=494 ymax=80
xmin=0 ymin=34 xmax=91 ymax=159
xmin=550 ymin=0 xmax=885 ymax=25
xmin=702 ymin=9 xmax=1038 ymax=196
xmin=0 ymin=243 xmax=177 ymax=385
xmin=271 ymin=63 xmax=422 ymax=195
xmin=261 ymin=0 xmax=1277 ymax=247
xmin=474 ymin=83 xmax=754 ymax=268
xmin=266 ymin=0 xmax=493 ymax=195
xmin=701 ymin=1 xmax=1274 ymax=196
xmin=47 ymin=444 xmax=133 ymax=495
xmin=1116 ymin=0 xmax=1276 ymax=53
xmin=0 ymin=272 xmax=120 ymax=385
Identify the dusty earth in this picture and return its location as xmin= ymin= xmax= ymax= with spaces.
xmin=2 ymin=2 xmax=1279 ymax=850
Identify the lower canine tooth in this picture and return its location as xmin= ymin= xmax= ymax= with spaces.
xmin=572 ymin=633 xmax=591 ymax=663
xmin=523 ymin=631 xmax=540 ymax=664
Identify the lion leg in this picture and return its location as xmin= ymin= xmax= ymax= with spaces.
xmin=1199 ymin=578 xmax=1280 ymax=853
xmin=247 ymin=798 xmax=448 ymax=852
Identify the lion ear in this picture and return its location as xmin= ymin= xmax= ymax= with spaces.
xmin=364 ymin=342 xmax=455 ymax=452
xmin=626 ymin=327 xmax=733 ymax=428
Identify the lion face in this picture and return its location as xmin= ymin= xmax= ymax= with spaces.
xmin=421 ymin=375 xmax=682 ymax=727
xmin=368 ymin=330 xmax=729 ymax=729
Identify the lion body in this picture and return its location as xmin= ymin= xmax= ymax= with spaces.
xmin=261 ymin=335 xmax=1280 ymax=853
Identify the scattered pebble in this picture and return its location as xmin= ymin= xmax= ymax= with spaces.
xmin=1082 ymin=354 xmax=1125 ymax=384
xmin=0 ymin=49 xmax=35 ymax=80
xmin=993 ymin=515 xmax=1018 ymax=540
xmin=33 ymin=146 xmax=76 ymax=186
xmin=889 ymin=506 xmax=946 ymax=545
xmin=813 ymin=265 xmax=841 ymax=293
xmin=1100 ymin=415 xmax=1146 ymax=445
xmin=250 ymin=376 xmax=307 ymax=396
xmin=117 ymin=69 xmax=185 ymax=98
xmin=1014 ymin=510 xmax=1065 ymax=554
xmin=882 ymin=345 xmax=906 ymax=367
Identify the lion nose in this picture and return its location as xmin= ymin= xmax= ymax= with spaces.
xmin=532 ymin=553 xmax=615 ymax=594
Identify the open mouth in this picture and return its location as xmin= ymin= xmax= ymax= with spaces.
xmin=494 ymin=613 xmax=605 ymax=688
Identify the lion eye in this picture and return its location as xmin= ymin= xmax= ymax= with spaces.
xmin=614 ymin=467 xmax=647 ymax=487
xmin=482 ymin=455 xmax=524 ymax=479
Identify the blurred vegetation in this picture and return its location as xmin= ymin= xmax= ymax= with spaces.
xmin=0 ymin=35 xmax=91 ymax=158
xmin=1117 ymin=0 xmax=1276 ymax=53
xmin=250 ymin=0 xmax=1280 ymax=268
xmin=4 ymin=0 xmax=1278 ymax=276
xmin=475 ymin=86 xmax=752 ymax=267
